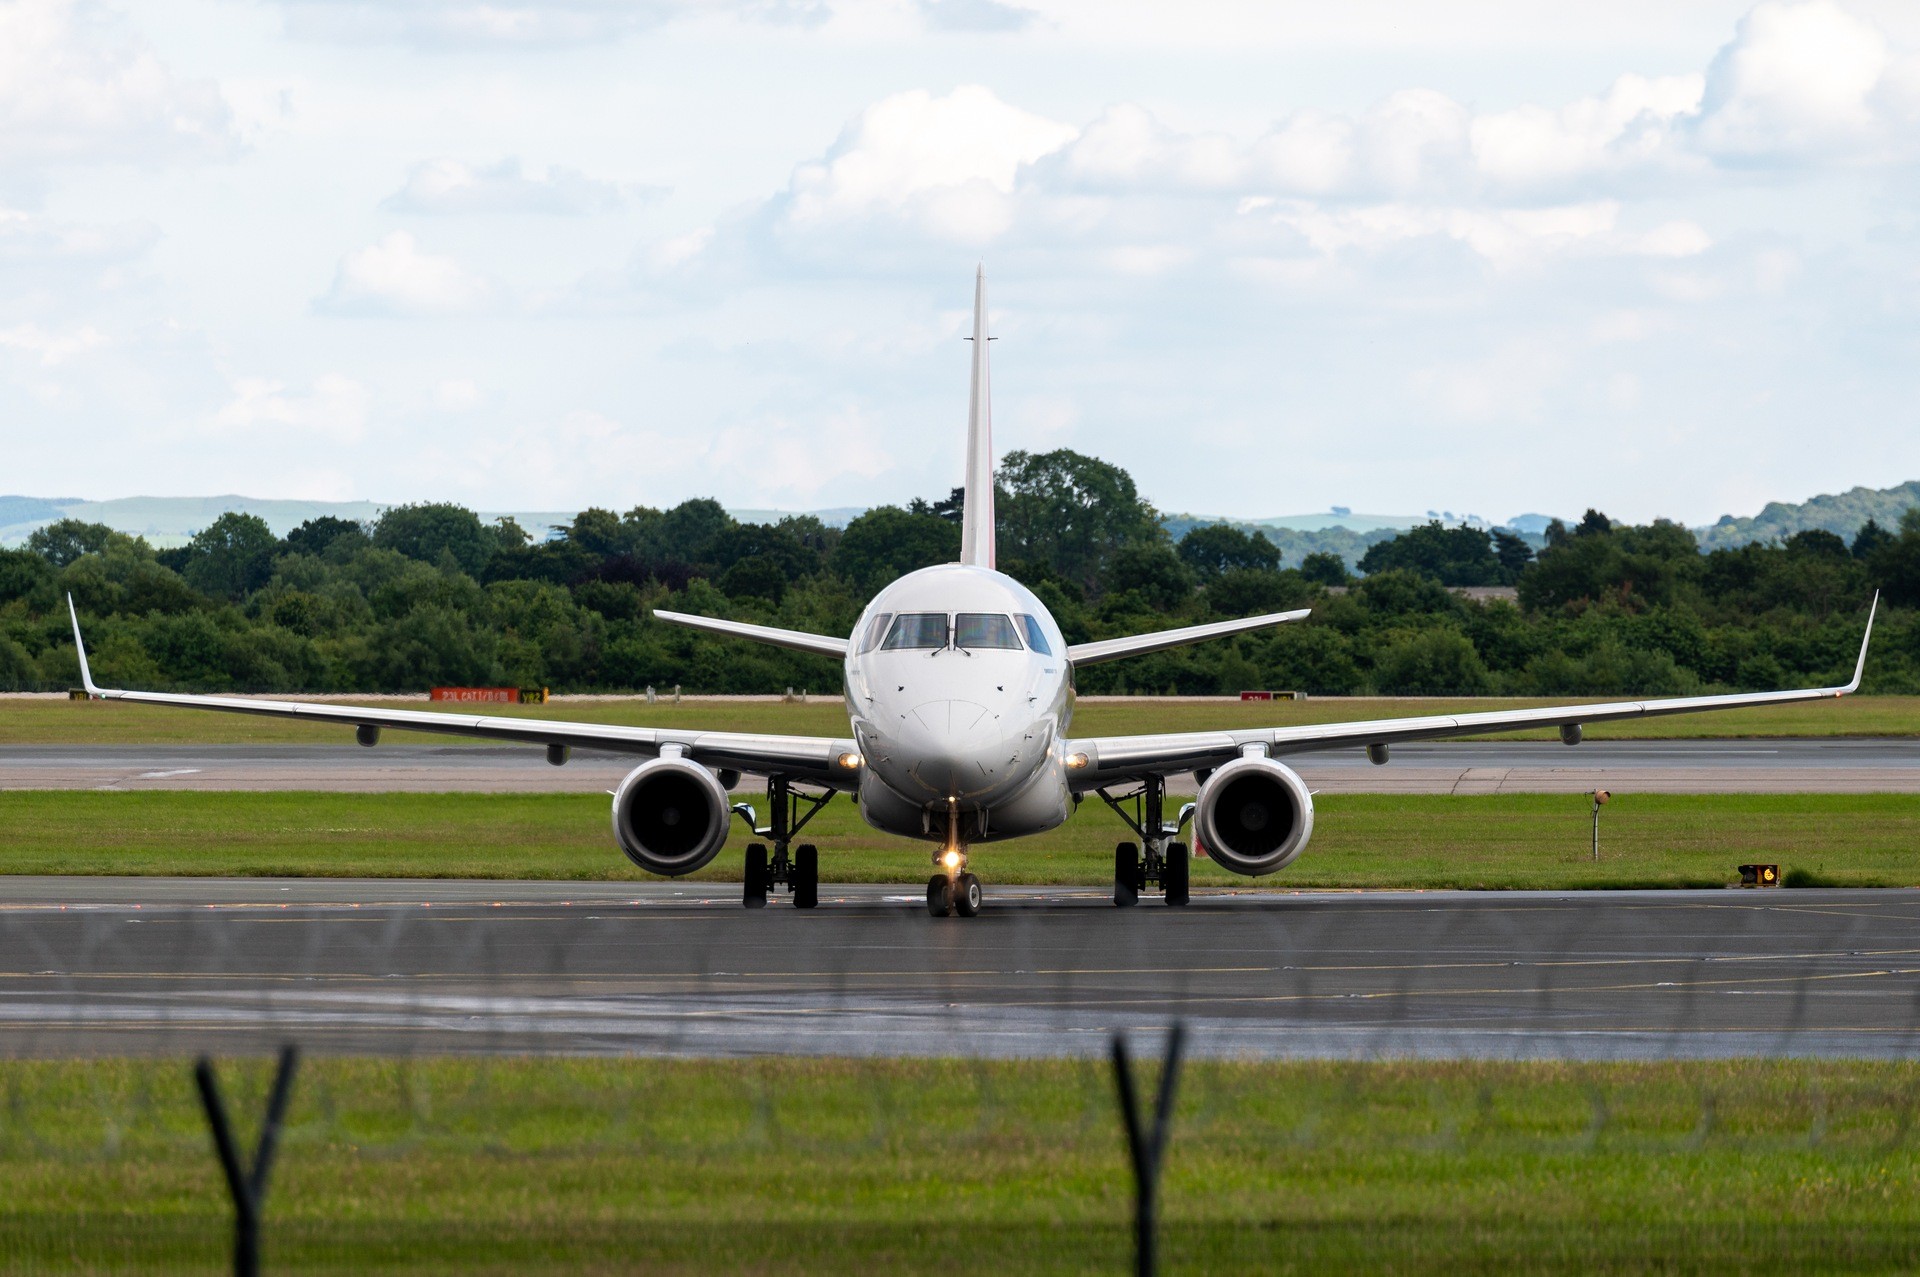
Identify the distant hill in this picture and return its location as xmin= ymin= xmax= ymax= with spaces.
xmin=1696 ymin=480 xmax=1920 ymax=552
xmin=0 ymin=495 xmax=582 ymax=549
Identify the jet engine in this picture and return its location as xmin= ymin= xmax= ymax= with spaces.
xmin=1192 ymin=756 xmax=1314 ymax=876
xmin=611 ymin=756 xmax=732 ymax=876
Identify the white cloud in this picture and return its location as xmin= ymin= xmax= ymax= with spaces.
xmin=433 ymin=378 xmax=480 ymax=410
xmin=384 ymin=157 xmax=648 ymax=214
xmin=917 ymin=0 xmax=1035 ymax=33
xmin=0 ymin=208 xmax=154 ymax=265
xmin=0 ymin=322 xmax=105 ymax=365
xmin=1696 ymin=1 xmax=1892 ymax=158
xmin=212 ymin=375 xmax=369 ymax=442
xmin=782 ymin=86 xmax=1078 ymax=242
xmin=318 ymin=232 xmax=490 ymax=316
xmin=1470 ymin=73 xmax=1706 ymax=192
xmin=0 ymin=0 xmax=234 ymax=170
xmin=272 ymin=0 xmax=829 ymax=48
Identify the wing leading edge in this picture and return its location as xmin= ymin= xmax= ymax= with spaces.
xmin=1067 ymin=594 xmax=1879 ymax=787
xmin=65 ymin=597 xmax=860 ymax=788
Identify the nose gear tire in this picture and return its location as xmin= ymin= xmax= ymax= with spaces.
xmin=1114 ymin=842 xmax=1140 ymax=907
xmin=1164 ymin=841 xmax=1190 ymax=906
xmin=794 ymin=843 xmax=819 ymax=909
xmin=744 ymin=843 xmax=768 ymax=909
xmin=926 ymin=874 xmax=954 ymax=917
xmin=955 ymin=872 xmax=982 ymax=916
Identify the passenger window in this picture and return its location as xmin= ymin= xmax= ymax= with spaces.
xmin=1017 ymin=614 xmax=1053 ymax=656
xmin=881 ymin=613 xmax=949 ymax=650
xmin=955 ymin=613 xmax=1022 ymax=650
xmin=858 ymin=613 xmax=894 ymax=654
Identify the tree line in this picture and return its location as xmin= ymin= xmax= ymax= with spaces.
xmin=0 ymin=448 xmax=1912 ymax=696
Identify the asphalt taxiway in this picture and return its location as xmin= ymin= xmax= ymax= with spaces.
xmin=3 ymin=878 xmax=1917 ymax=1060
xmin=3 ymin=738 xmax=1916 ymax=793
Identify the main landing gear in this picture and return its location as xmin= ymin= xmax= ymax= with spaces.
xmin=926 ymin=800 xmax=982 ymax=919
xmin=732 ymin=776 xmax=833 ymax=910
xmin=1096 ymin=775 xmax=1193 ymax=908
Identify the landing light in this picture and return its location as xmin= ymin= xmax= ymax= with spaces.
xmin=1064 ymin=751 xmax=1089 ymax=769
xmin=942 ymin=850 xmax=962 ymax=871
xmin=837 ymin=751 xmax=864 ymax=770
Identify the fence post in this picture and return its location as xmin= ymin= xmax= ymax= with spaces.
xmin=1111 ymin=1022 xmax=1186 ymax=1277
xmin=195 ymin=1044 xmax=300 ymax=1277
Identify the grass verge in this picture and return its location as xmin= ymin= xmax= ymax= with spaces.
xmin=3 ymin=692 xmax=1914 ymax=745
xmin=4 ymin=1056 xmax=1919 ymax=1273
xmin=2 ymin=790 xmax=1916 ymax=889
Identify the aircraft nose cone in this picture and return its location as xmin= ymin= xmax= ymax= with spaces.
xmin=900 ymin=700 xmax=1006 ymax=796
xmin=909 ymin=699 xmax=992 ymax=738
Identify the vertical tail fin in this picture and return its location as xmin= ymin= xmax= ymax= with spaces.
xmin=960 ymin=265 xmax=995 ymax=568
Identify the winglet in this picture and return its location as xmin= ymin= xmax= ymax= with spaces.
xmin=66 ymin=593 xmax=102 ymax=697
xmin=959 ymin=265 xmax=995 ymax=570
xmin=1843 ymin=591 xmax=1878 ymax=694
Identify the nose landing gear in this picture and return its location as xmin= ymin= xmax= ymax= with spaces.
xmin=927 ymin=801 xmax=982 ymax=918
xmin=733 ymin=776 xmax=833 ymax=910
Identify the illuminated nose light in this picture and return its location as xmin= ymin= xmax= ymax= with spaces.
xmin=1064 ymin=752 xmax=1089 ymax=769
xmin=837 ymin=751 xmax=864 ymax=769
xmin=942 ymin=850 xmax=962 ymax=870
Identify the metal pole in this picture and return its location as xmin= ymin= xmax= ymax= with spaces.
xmin=196 ymin=1045 xmax=299 ymax=1277
xmin=1111 ymin=1022 xmax=1186 ymax=1277
xmin=1591 ymin=801 xmax=1600 ymax=862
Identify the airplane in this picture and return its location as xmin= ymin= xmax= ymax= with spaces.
xmin=65 ymin=268 xmax=1878 ymax=918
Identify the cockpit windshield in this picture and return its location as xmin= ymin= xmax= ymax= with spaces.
xmin=954 ymin=613 xmax=1023 ymax=650
xmin=1017 ymin=614 xmax=1052 ymax=655
xmin=880 ymin=612 xmax=949 ymax=650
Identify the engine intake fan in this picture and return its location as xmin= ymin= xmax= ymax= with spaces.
xmin=611 ymin=756 xmax=731 ymax=876
xmin=1192 ymin=756 xmax=1314 ymax=876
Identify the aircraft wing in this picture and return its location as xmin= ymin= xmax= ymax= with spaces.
xmin=65 ymin=598 xmax=861 ymax=789
xmin=1065 ymin=595 xmax=1877 ymax=788
xmin=652 ymin=609 xmax=849 ymax=659
xmin=1067 ymin=609 xmax=1311 ymax=666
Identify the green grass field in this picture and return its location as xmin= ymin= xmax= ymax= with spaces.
xmin=4 ymin=691 xmax=1914 ymax=745
xmin=3 ymin=790 xmax=1915 ymax=888
xmin=5 ymin=1056 xmax=1919 ymax=1273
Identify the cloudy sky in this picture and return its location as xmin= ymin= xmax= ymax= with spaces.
xmin=4 ymin=0 xmax=1920 ymax=525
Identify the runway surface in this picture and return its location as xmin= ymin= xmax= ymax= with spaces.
xmin=4 ymin=738 xmax=1918 ymax=792
xmin=3 ymin=877 xmax=1918 ymax=1060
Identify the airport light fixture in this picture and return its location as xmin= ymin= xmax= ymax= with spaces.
xmin=1588 ymin=789 xmax=1611 ymax=861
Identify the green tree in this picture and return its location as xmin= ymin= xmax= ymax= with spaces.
xmin=658 ymin=499 xmax=735 ymax=565
xmin=1299 ymin=552 xmax=1351 ymax=587
xmin=1852 ymin=518 xmax=1894 ymax=560
xmin=1176 ymin=524 xmax=1280 ymax=580
xmin=1866 ymin=508 xmax=1920 ymax=607
xmin=283 ymin=516 xmax=364 ymax=558
xmin=996 ymin=449 xmax=1163 ymax=594
xmin=26 ymin=519 xmax=116 ymax=567
xmin=1372 ymin=628 xmax=1492 ymax=695
xmin=1208 ymin=568 xmax=1308 ymax=617
xmin=0 ymin=548 xmax=57 ymax=610
xmin=373 ymin=504 xmax=497 ymax=576
xmin=182 ymin=512 xmax=278 ymax=600
xmin=1359 ymin=521 xmax=1508 ymax=586
xmin=831 ymin=506 xmax=960 ymax=593
xmin=1099 ymin=542 xmax=1195 ymax=612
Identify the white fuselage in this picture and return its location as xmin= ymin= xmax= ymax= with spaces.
xmin=843 ymin=564 xmax=1075 ymax=846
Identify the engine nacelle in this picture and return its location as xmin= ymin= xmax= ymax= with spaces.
xmin=1193 ymin=756 xmax=1314 ymax=876
xmin=611 ymin=756 xmax=731 ymax=876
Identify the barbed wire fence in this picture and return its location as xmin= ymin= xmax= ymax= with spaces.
xmin=2 ymin=887 xmax=1920 ymax=1271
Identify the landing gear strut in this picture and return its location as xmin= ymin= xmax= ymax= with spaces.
xmin=1096 ymin=775 xmax=1193 ymax=907
xmin=926 ymin=800 xmax=982 ymax=918
xmin=732 ymin=776 xmax=832 ymax=910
